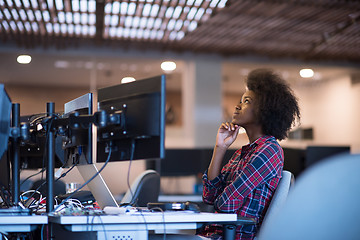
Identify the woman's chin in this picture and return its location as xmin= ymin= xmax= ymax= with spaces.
xmin=231 ymin=119 xmax=240 ymax=125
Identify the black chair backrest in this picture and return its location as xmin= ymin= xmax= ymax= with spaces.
xmin=132 ymin=171 xmax=160 ymax=207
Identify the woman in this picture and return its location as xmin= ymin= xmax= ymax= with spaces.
xmin=199 ymin=68 xmax=300 ymax=240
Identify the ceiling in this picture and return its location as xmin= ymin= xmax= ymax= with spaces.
xmin=1 ymin=0 xmax=359 ymax=63
xmin=0 ymin=0 xmax=359 ymax=94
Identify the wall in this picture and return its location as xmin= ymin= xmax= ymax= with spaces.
xmin=283 ymin=75 xmax=360 ymax=153
xmin=5 ymin=84 xmax=89 ymax=115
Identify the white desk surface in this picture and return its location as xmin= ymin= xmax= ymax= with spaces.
xmin=0 ymin=215 xmax=48 ymax=232
xmin=49 ymin=211 xmax=238 ymax=232
xmin=49 ymin=211 xmax=237 ymax=225
xmin=158 ymin=194 xmax=203 ymax=202
xmin=49 ymin=211 xmax=256 ymax=240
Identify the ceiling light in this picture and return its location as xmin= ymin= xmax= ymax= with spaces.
xmin=54 ymin=60 xmax=69 ymax=68
xmin=72 ymin=1 xmax=79 ymax=11
xmin=112 ymin=1 xmax=120 ymax=14
xmin=150 ymin=4 xmax=159 ymax=17
xmin=173 ymin=6 xmax=182 ymax=19
xmin=128 ymin=2 xmax=136 ymax=15
xmin=121 ymin=77 xmax=136 ymax=84
xmin=143 ymin=4 xmax=151 ymax=16
xmin=55 ymin=0 xmax=64 ymax=10
xmin=299 ymin=68 xmax=314 ymax=78
xmin=17 ymin=54 xmax=31 ymax=64
xmin=161 ymin=61 xmax=176 ymax=72
xmin=80 ymin=0 xmax=88 ymax=12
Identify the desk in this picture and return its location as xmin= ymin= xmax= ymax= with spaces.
xmin=158 ymin=194 xmax=203 ymax=202
xmin=0 ymin=215 xmax=48 ymax=233
xmin=49 ymin=211 xmax=253 ymax=240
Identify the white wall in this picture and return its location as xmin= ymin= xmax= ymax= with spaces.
xmin=284 ymin=75 xmax=360 ymax=153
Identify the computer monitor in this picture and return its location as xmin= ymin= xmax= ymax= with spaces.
xmin=18 ymin=127 xmax=65 ymax=169
xmin=18 ymin=93 xmax=93 ymax=169
xmin=96 ymin=75 xmax=166 ymax=162
xmin=305 ymin=145 xmax=350 ymax=168
xmin=0 ymin=84 xmax=11 ymax=196
xmin=0 ymin=151 xmax=10 ymax=194
xmin=159 ymin=149 xmax=203 ymax=176
xmin=283 ymin=147 xmax=306 ymax=177
xmin=62 ymin=93 xmax=93 ymax=166
xmin=0 ymin=84 xmax=11 ymax=160
xmin=147 ymin=148 xmax=238 ymax=177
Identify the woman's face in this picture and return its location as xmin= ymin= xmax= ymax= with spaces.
xmin=232 ymin=90 xmax=259 ymax=128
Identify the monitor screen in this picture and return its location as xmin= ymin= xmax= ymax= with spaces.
xmin=0 ymin=84 xmax=11 ymax=160
xmin=305 ymin=145 xmax=350 ymax=168
xmin=283 ymin=147 xmax=306 ymax=177
xmin=0 ymin=84 xmax=11 ymax=198
xmin=0 ymin=150 xmax=10 ymax=193
xmin=159 ymin=149 xmax=203 ymax=176
xmin=146 ymin=148 xmax=238 ymax=177
xmin=97 ymin=75 xmax=166 ymax=162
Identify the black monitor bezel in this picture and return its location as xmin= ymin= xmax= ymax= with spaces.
xmin=96 ymin=75 xmax=166 ymax=163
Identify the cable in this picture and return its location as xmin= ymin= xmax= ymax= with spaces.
xmin=52 ymin=146 xmax=113 ymax=214
xmin=126 ymin=139 xmax=136 ymax=205
xmin=125 ymin=138 xmax=152 ymax=235
xmin=40 ymin=224 xmax=45 ymax=240
xmin=147 ymin=206 xmax=167 ymax=240
xmin=20 ymin=162 xmax=73 ymax=209
xmin=91 ymin=213 xmax=108 ymax=240
xmin=20 ymin=115 xmax=56 ymax=189
xmin=20 ymin=190 xmax=43 ymax=209
xmin=20 ymin=126 xmax=78 ymax=208
xmin=20 ymin=169 xmax=45 ymax=187
xmin=0 ymin=232 xmax=9 ymax=240
xmin=55 ymin=158 xmax=78 ymax=181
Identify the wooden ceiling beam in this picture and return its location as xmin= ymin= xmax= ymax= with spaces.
xmin=95 ymin=0 xmax=105 ymax=45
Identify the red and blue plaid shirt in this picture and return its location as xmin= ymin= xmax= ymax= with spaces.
xmin=200 ymin=136 xmax=284 ymax=240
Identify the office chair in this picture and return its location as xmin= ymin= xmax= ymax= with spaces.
xmin=120 ymin=169 xmax=160 ymax=207
xmin=259 ymin=170 xmax=294 ymax=231
xmin=257 ymin=153 xmax=360 ymax=240
xmin=31 ymin=179 xmax=66 ymax=196
xmin=223 ymin=170 xmax=294 ymax=240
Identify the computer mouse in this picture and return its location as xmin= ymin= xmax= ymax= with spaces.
xmin=185 ymin=202 xmax=200 ymax=213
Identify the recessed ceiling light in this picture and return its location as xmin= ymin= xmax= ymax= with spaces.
xmin=161 ymin=61 xmax=176 ymax=72
xmin=17 ymin=54 xmax=32 ymax=64
xmin=54 ymin=60 xmax=69 ymax=68
xmin=299 ymin=68 xmax=314 ymax=78
xmin=121 ymin=77 xmax=136 ymax=84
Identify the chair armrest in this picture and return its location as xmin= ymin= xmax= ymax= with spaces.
xmin=222 ymin=217 xmax=256 ymax=240
xmin=197 ymin=217 xmax=256 ymax=240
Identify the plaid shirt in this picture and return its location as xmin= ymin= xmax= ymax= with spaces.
xmin=200 ymin=136 xmax=283 ymax=240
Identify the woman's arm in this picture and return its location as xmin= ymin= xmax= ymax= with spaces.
xmin=208 ymin=122 xmax=240 ymax=180
xmin=214 ymin=142 xmax=283 ymax=213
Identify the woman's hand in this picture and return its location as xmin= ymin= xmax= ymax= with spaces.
xmin=216 ymin=122 xmax=241 ymax=149
xmin=207 ymin=123 xmax=241 ymax=180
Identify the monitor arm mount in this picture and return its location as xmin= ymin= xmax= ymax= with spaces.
xmin=8 ymin=103 xmax=31 ymax=207
xmin=44 ymin=108 xmax=126 ymax=132
xmin=41 ymin=103 xmax=126 ymax=213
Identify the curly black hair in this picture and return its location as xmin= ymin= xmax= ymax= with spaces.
xmin=246 ymin=68 xmax=300 ymax=140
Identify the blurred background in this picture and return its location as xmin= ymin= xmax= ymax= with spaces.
xmin=1 ymin=0 xmax=359 ymax=197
